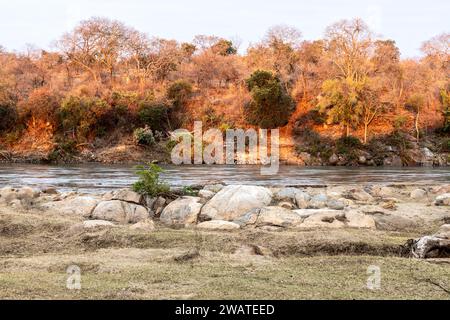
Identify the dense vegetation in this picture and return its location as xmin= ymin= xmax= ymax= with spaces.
xmin=0 ymin=17 xmax=448 ymax=162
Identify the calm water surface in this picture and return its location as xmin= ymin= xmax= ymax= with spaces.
xmin=0 ymin=164 xmax=449 ymax=193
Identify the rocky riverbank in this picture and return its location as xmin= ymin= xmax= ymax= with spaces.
xmin=1 ymin=182 xmax=449 ymax=259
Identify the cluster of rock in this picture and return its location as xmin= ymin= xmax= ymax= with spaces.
xmin=2 ymin=182 xmax=449 ymax=235
xmin=294 ymin=144 xmax=449 ymax=167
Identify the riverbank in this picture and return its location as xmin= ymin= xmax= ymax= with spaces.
xmin=1 ymin=131 xmax=449 ymax=166
xmin=0 ymin=182 xmax=449 ymax=299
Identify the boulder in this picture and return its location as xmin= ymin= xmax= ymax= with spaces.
xmin=434 ymin=193 xmax=450 ymax=206
xmin=436 ymin=224 xmax=450 ymax=239
xmin=372 ymin=214 xmax=417 ymax=231
xmin=329 ymin=154 xmax=339 ymax=165
xmin=344 ymin=188 xmax=374 ymax=202
xmin=345 ymin=211 xmax=376 ymax=229
xmin=293 ymin=208 xmax=343 ymax=218
xmin=203 ymin=184 xmax=224 ymax=193
xmin=196 ymin=220 xmax=240 ymax=230
xmin=160 ymin=197 xmax=203 ymax=226
xmin=130 ymin=219 xmax=156 ymax=231
xmin=91 ymin=200 xmax=149 ymax=223
xmin=275 ymin=188 xmax=300 ymax=201
xmin=300 ymin=211 xmax=346 ymax=229
xmin=200 ymin=185 xmax=272 ymax=221
xmin=410 ymin=189 xmax=427 ymax=200
xmin=294 ymin=191 xmax=311 ymax=209
xmin=308 ymin=194 xmax=328 ymax=209
xmin=198 ymin=190 xmax=215 ymax=200
xmin=110 ymin=188 xmax=143 ymax=204
xmin=0 ymin=186 xmax=40 ymax=204
xmin=83 ymin=220 xmax=116 ymax=229
xmin=327 ymin=199 xmax=346 ymax=210
xmin=42 ymin=196 xmax=99 ymax=217
xmin=256 ymin=207 xmax=303 ymax=228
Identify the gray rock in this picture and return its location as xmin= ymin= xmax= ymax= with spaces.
xmin=309 ymin=194 xmax=328 ymax=209
xmin=160 ymin=197 xmax=203 ymax=226
xmin=200 ymin=185 xmax=272 ymax=221
xmin=327 ymin=199 xmax=346 ymax=210
xmin=294 ymin=191 xmax=311 ymax=209
xmin=203 ymin=184 xmax=224 ymax=193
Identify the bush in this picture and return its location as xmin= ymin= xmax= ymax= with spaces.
xmin=138 ymin=102 xmax=169 ymax=132
xmin=167 ymin=80 xmax=193 ymax=108
xmin=0 ymin=102 xmax=17 ymax=133
xmin=133 ymin=127 xmax=155 ymax=146
xmin=58 ymin=96 xmax=112 ymax=140
xmin=132 ymin=163 xmax=170 ymax=197
xmin=245 ymin=70 xmax=295 ymax=129
xmin=335 ymin=136 xmax=362 ymax=161
xmin=18 ymin=88 xmax=59 ymax=126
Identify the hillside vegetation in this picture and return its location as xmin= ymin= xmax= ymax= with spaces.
xmin=0 ymin=18 xmax=448 ymax=164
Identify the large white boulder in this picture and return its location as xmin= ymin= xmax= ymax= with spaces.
xmin=42 ymin=196 xmax=99 ymax=217
xmin=200 ymin=185 xmax=273 ymax=221
xmin=434 ymin=193 xmax=450 ymax=206
xmin=160 ymin=197 xmax=203 ymax=226
xmin=91 ymin=200 xmax=149 ymax=223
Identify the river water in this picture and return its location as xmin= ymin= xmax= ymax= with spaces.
xmin=0 ymin=164 xmax=449 ymax=193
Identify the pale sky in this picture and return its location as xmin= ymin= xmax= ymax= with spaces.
xmin=0 ymin=0 xmax=449 ymax=58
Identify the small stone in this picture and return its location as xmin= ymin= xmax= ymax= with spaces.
xmin=327 ymin=199 xmax=345 ymax=210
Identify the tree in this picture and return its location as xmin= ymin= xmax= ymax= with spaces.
xmin=324 ymin=18 xmax=373 ymax=82
xmin=317 ymin=78 xmax=362 ymax=137
xmin=405 ymin=94 xmax=425 ymax=142
xmin=58 ymin=17 xmax=133 ymax=85
xmin=245 ymin=70 xmax=295 ymax=128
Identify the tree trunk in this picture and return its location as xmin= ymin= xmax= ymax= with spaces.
xmin=415 ymin=110 xmax=420 ymax=142
xmin=364 ymin=123 xmax=368 ymax=144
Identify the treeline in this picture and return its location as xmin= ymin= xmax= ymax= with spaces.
xmin=0 ymin=17 xmax=448 ymax=155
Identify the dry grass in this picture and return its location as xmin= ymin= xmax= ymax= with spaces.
xmin=0 ymin=206 xmax=449 ymax=300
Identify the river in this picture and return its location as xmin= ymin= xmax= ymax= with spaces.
xmin=0 ymin=164 xmax=449 ymax=193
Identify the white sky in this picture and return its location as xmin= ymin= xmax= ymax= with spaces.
xmin=0 ymin=0 xmax=449 ymax=57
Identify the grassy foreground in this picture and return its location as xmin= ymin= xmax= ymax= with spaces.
xmin=0 ymin=208 xmax=449 ymax=300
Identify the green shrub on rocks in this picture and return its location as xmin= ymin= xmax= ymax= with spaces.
xmin=132 ymin=163 xmax=169 ymax=197
xmin=133 ymin=127 xmax=155 ymax=146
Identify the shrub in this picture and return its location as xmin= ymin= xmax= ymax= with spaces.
xmin=132 ymin=163 xmax=170 ymax=197
xmin=245 ymin=70 xmax=295 ymax=129
xmin=335 ymin=136 xmax=362 ymax=161
xmin=138 ymin=102 xmax=169 ymax=132
xmin=58 ymin=96 xmax=111 ymax=140
xmin=0 ymin=104 xmax=17 ymax=132
xmin=133 ymin=127 xmax=155 ymax=146
xmin=167 ymin=80 xmax=193 ymax=108
xmin=18 ymin=88 xmax=59 ymax=126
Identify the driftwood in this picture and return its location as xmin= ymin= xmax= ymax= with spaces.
xmin=410 ymin=236 xmax=450 ymax=259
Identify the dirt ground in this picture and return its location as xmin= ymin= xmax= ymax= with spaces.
xmin=0 ymin=206 xmax=449 ymax=300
